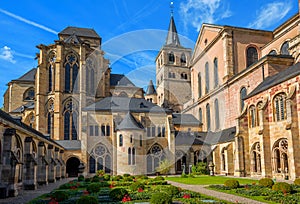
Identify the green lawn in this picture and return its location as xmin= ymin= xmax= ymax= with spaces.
xmin=165 ymin=175 xmax=257 ymax=185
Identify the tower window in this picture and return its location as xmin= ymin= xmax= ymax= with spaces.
xmin=246 ymin=47 xmax=258 ymax=67
xmin=280 ymin=41 xmax=290 ymax=55
xmin=240 ymin=87 xmax=247 ymax=112
xmin=119 ymin=134 xmax=123 ymax=147
xmin=205 ymin=62 xmax=209 ymax=94
xmin=206 ymin=103 xmax=211 ymax=131
xmin=180 ymin=53 xmax=186 ymax=64
xmin=214 ymin=58 xmax=218 ymax=88
xmin=168 ymin=52 xmax=175 ymax=64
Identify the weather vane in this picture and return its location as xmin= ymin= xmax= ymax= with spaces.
xmin=170 ymin=1 xmax=174 ymax=16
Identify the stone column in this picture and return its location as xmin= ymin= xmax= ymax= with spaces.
xmin=222 ymin=30 xmax=234 ymax=82
xmin=55 ymin=147 xmax=61 ymax=180
xmin=37 ymin=142 xmax=48 ymax=185
xmin=47 ymin=145 xmax=56 ymax=183
xmin=60 ymin=150 xmax=66 ymax=178
xmin=23 ymin=137 xmax=37 ymax=190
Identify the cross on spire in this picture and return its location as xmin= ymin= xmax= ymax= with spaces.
xmin=170 ymin=1 xmax=174 ymax=16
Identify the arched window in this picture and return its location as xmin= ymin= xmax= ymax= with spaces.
xmin=274 ymin=93 xmax=286 ymax=121
xmin=90 ymin=69 xmax=95 ymax=94
xmin=140 ymin=135 xmax=142 ymax=147
xmin=48 ymin=52 xmax=55 ymax=93
xmin=180 ymin=53 xmax=186 ymax=64
xmin=106 ymin=125 xmax=110 ymax=136
xmin=181 ymin=73 xmax=187 ymax=79
xmin=214 ymin=99 xmax=220 ymax=130
xmin=147 ymin=144 xmax=165 ymax=173
xmin=240 ymin=87 xmax=247 ymax=112
xmin=221 ymin=148 xmax=226 ymax=171
xmin=251 ymin=143 xmax=261 ymax=173
xmin=101 ymin=125 xmax=105 ymax=136
xmin=162 ymin=126 xmax=166 ymax=137
xmin=86 ymin=68 xmax=90 ymax=94
xmin=198 ymin=73 xmax=202 ymax=98
xmin=272 ymin=139 xmax=288 ymax=173
xmin=249 ymin=105 xmax=256 ymax=128
xmin=64 ymin=53 xmax=79 ymax=93
xmin=214 ymin=58 xmax=218 ymax=88
xmin=130 ymin=135 xmax=133 ymax=143
xmin=89 ymin=156 xmax=96 ymax=173
xmin=199 ymin=108 xmax=202 ymax=124
xmin=205 ymin=62 xmax=209 ymax=93
xmin=47 ymin=112 xmax=54 ymax=138
xmin=119 ymin=92 xmax=128 ymax=97
xmin=269 ymin=50 xmax=277 ymax=55
xmin=151 ymin=126 xmax=156 ymax=137
xmin=169 ymin=52 xmax=175 ymax=63
xmin=206 ymin=104 xmax=211 ymax=131
xmin=128 ymin=148 xmax=131 ymax=165
xmin=172 ymin=73 xmax=176 ymax=78
xmin=119 ymin=134 xmax=123 ymax=147
xmin=23 ymin=88 xmax=35 ymax=101
xmin=280 ymin=41 xmax=290 ymax=55
xmin=246 ymin=47 xmax=258 ymax=67
xmin=157 ymin=126 xmax=161 ymax=137
xmin=63 ymin=99 xmax=78 ymax=140
xmin=92 ymin=144 xmax=111 ymax=173
xmin=132 ymin=148 xmax=136 ymax=165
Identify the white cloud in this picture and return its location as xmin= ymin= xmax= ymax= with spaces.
xmin=0 ymin=8 xmax=58 ymax=34
xmin=0 ymin=46 xmax=16 ymax=64
xmin=248 ymin=1 xmax=292 ymax=29
xmin=179 ymin=0 xmax=232 ymax=32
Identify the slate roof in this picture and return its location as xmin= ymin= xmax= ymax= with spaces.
xmin=202 ymin=127 xmax=236 ymax=145
xmin=55 ymin=140 xmax=81 ymax=150
xmin=11 ymin=102 xmax=35 ymax=113
xmin=83 ymin=97 xmax=172 ymax=113
xmin=145 ymin=80 xmax=157 ymax=95
xmin=63 ymin=33 xmax=83 ymax=44
xmin=116 ymin=112 xmax=144 ymax=131
xmin=165 ymin=16 xmax=181 ymax=47
xmin=13 ymin=68 xmax=36 ymax=82
xmin=59 ymin=26 xmax=100 ymax=39
xmin=0 ymin=109 xmax=63 ymax=148
xmin=172 ymin=113 xmax=201 ymax=126
xmin=246 ymin=62 xmax=300 ymax=99
xmin=110 ymin=74 xmax=136 ymax=87
xmin=175 ymin=131 xmax=206 ymax=146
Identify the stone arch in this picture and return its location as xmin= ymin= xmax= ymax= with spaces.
xmin=66 ymin=156 xmax=81 ymax=177
xmin=250 ymin=142 xmax=261 ymax=174
xmin=272 ymin=138 xmax=288 ymax=174
xmin=146 ymin=143 xmax=166 ymax=174
xmin=89 ymin=143 xmax=112 ymax=174
xmin=23 ymin=87 xmax=35 ymax=101
xmin=175 ymin=150 xmax=187 ymax=174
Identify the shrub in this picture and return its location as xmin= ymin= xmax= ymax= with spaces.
xmin=76 ymin=195 xmax=98 ymax=204
xmin=123 ymin=173 xmax=131 ymax=177
xmin=78 ymin=175 xmax=84 ymax=182
xmin=96 ymin=169 xmax=105 ymax=176
xmin=164 ymin=185 xmax=180 ymax=198
xmin=51 ymin=191 xmax=69 ymax=202
xmin=294 ymin=178 xmax=300 ymax=186
xmin=259 ymin=178 xmax=274 ymax=188
xmin=91 ymin=175 xmax=100 ymax=182
xmin=191 ymin=162 xmax=209 ymax=175
xmin=109 ymin=188 xmax=128 ymax=201
xmin=148 ymin=180 xmax=168 ymax=185
xmin=224 ymin=179 xmax=239 ymax=189
xmin=103 ymin=174 xmax=110 ymax=181
xmin=130 ymin=182 xmax=145 ymax=191
xmin=156 ymin=160 xmax=171 ymax=175
xmin=150 ymin=192 xmax=172 ymax=204
xmin=181 ymin=173 xmax=188 ymax=178
xmin=112 ymin=175 xmax=123 ymax=181
xmin=136 ymin=175 xmax=149 ymax=180
xmin=123 ymin=175 xmax=134 ymax=182
xmin=85 ymin=177 xmax=91 ymax=182
xmin=272 ymin=182 xmax=292 ymax=193
xmin=87 ymin=183 xmax=102 ymax=193
xmin=153 ymin=176 xmax=165 ymax=181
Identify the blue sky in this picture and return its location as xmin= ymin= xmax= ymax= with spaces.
xmin=0 ymin=0 xmax=298 ymax=107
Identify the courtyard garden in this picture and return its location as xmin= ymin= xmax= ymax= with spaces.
xmin=28 ymin=172 xmax=232 ymax=204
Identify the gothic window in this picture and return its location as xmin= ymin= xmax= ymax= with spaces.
xmin=64 ymin=53 xmax=79 ymax=93
xmin=140 ymin=135 xmax=142 ymax=147
xmin=274 ymin=93 xmax=286 ymax=121
xmin=147 ymin=127 xmax=151 ymax=137
xmin=130 ymin=135 xmax=133 ymax=143
xmin=106 ymin=125 xmax=110 ymax=136
xmin=251 ymin=142 xmax=261 ymax=173
xmin=86 ymin=58 xmax=96 ymax=95
xmin=272 ymin=139 xmax=288 ymax=173
xmin=180 ymin=53 xmax=186 ymax=64
xmin=86 ymin=68 xmax=89 ymax=94
xmin=91 ymin=144 xmax=111 ymax=173
xmin=214 ymin=58 xmax=218 ymax=88
xmin=249 ymin=105 xmax=256 ymax=128
xmin=48 ymin=52 xmax=56 ymax=93
xmin=101 ymin=125 xmax=105 ymax=136
xmin=132 ymin=148 xmax=136 ymax=165
xmin=181 ymin=73 xmax=187 ymax=79
xmin=119 ymin=134 xmax=123 ymax=147
xmin=23 ymin=88 xmax=35 ymax=101
xmin=240 ymin=87 xmax=247 ymax=112
xmin=147 ymin=144 xmax=165 ymax=174
xmin=198 ymin=73 xmax=202 ymax=98
xmin=128 ymin=148 xmax=131 ymax=165
xmin=221 ymin=148 xmax=226 ymax=171
xmin=151 ymin=126 xmax=156 ymax=137
xmin=194 ymin=150 xmax=207 ymax=165
xmin=47 ymin=112 xmax=54 ymax=137
xmin=172 ymin=73 xmax=175 ymax=78
xmin=89 ymin=156 xmax=96 ymax=173
xmin=168 ymin=52 xmax=175 ymax=64
xmin=205 ymin=62 xmax=209 ymax=93
xmin=214 ymin=99 xmax=220 ymax=130
xmin=162 ymin=126 xmax=166 ymax=137
xmin=168 ymin=72 xmax=172 ymax=78
xmin=206 ymin=104 xmax=211 ymax=131
xmin=246 ymin=47 xmax=258 ymax=67
xmin=157 ymin=126 xmax=161 ymax=137
xmin=95 ymin=125 xmax=99 ymax=136
xmin=89 ymin=126 xmax=94 ymax=136
xmin=63 ymin=99 xmax=78 ymax=140
xmin=199 ymin=108 xmax=202 ymax=124
xmin=269 ymin=50 xmax=277 ymax=55
xmin=280 ymin=41 xmax=290 ymax=55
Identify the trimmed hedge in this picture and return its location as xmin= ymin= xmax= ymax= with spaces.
xmin=294 ymin=178 xmax=300 ymax=186
xmin=51 ymin=191 xmax=69 ymax=202
xmin=272 ymin=182 xmax=292 ymax=193
xmin=130 ymin=182 xmax=145 ymax=191
xmin=224 ymin=179 xmax=239 ymax=189
xmin=109 ymin=188 xmax=129 ymax=201
xmin=76 ymin=195 xmax=98 ymax=204
xmin=258 ymin=178 xmax=274 ymax=188
xmin=150 ymin=192 xmax=172 ymax=204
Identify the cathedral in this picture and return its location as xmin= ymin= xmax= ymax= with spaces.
xmin=1 ymin=0 xmax=300 ymax=198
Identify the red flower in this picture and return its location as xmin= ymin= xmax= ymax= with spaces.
xmin=122 ymin=194 xmax=131 ymax=202
xmin=138 ymin=188 xmax=144 ymax=192
xmin=48 ymin=198 xmax=58 ymax=204
xmin=83 ymin=190 xmax=89 ymax=195
xmin=70 ymin=186 xmax=77 ymax=190
xmin=183 ymin=193 xmax=191 ymax=199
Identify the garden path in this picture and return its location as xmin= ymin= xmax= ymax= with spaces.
xmin=0 ymin=178 xmax=73 ymax=204
xmin=167 ymin=181 xmax=266 ymax=204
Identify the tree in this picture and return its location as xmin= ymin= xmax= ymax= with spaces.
xmin=156 ymin=160 xmax=171 ymax=175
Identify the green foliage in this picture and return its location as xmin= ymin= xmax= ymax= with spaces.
xmin=77 ymin=175 xmax=84 ymax=182
xmin=123 ymin=175 xmax=135 ymax=181
xmin=87 ymin=183 xmax=102 ymax=193
xmin=76 ymin=195 xmax=98 ymax=204
xmin=96 ymin=169 xmax=105 ymax=176
xmin=224 ymin=179 xmax=240 ymax=189
xmin=294 ymin=178 xmax=300 ymax=185
xmin=156 ymin=160 xmax=171 ymax=175
xmin=113 ymin=181 xmax=133 ymax=187
xmin=181 ymin=173 xmax=188 ymax=178
xmin=136 ymin=175 xmax=149 ymax=180
xmin=258 ymin=178 xmax=274 ymax=188
xmin=129 ymin=191 xmax=153 ymax=200
xmin=91 ymin=175 xmax=100 ymax=182
xmin=153 ymin=176 xmax=165 ymax=181
xmin=112 ymin=175 xmax=123 ymax=181
xmin=123 ymin=173 xmax=131 ymax=177
xmin=150 ymin=192 xmax=172 ymax=204
xmin=51 ymin=190 xmax=69 ymax=202
xmin=109 ymin=187 xmax=129 ymax=201
xmin=84 ymin=177 xmax=91 ymax=182
xmin=272 ymin=182 xmax=292 ymax=193
xmin=103 ymin=174 xmax=110 ymax=181
xmin=148 ymin=180 xmax=168 ymax=185
xmin=130 ymin=182 xmax=145 ymax=191
xmin=191 ymin=162 xmax=209 ymax=175
xmin=163 ymin=185 xmax=180 ymax=198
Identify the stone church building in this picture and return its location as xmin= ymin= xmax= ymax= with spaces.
xmin=2 ymin=0 xmax=300 ymax=198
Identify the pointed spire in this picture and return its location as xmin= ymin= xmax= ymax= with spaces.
xmin=165 ymin=16 xmax=181 ymax=47
xmin=146 ymin=80 xmax=157 ymax=95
